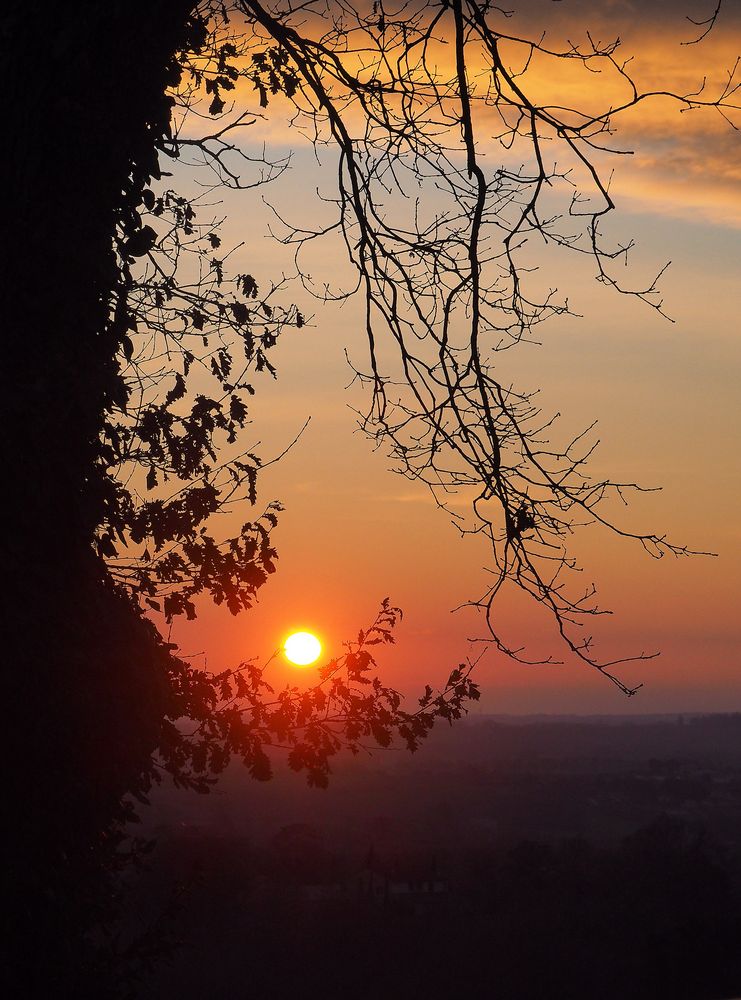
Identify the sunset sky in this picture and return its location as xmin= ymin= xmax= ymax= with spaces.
xmin=170 ymin=0 xmax=740 ymax=715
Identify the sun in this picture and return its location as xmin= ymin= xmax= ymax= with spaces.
xmin=283 ymin=631 xmax=322 ymax=666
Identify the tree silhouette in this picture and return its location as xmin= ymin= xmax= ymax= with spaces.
xmin=111 ymin=0 xmax=737 ymax=689
xmin=3 ymin=0 xmax=736 ymax=993
xmin=226 ymin=0 xmax=735 ymax=686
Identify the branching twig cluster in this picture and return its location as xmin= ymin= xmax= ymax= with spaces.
xmin=230 ymin=0 xmax=734 ymax=690
xmin=106 ymin=0 xmax=737 ymax=695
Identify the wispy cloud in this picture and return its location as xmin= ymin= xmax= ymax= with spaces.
xmin=181 ymin=3 xmax=739 ymax=227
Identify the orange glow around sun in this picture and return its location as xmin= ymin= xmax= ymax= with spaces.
xmin=283 ymin=631 xmax=322 ymax=666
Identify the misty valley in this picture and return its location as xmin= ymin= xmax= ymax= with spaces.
xmin=126 ymin=715 xmax=741 ymax=999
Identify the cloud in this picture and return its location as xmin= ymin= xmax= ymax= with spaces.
xmin=612 ymin=116 xmax=741 ymax=226
xmin=476 ymin=22 xmax=740 ymax=227
xmin=177 ymin=2 xmax=740 ymax=227
xmin=504 ymin=0 xmax=740 ymax=43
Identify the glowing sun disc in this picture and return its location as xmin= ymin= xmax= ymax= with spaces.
xmin=284 ymin=631 xmax=322 ymax=666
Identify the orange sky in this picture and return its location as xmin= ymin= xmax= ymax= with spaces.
xmin=165 ymin=0 xmax=740 ymax=714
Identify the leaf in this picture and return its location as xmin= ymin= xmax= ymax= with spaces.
xmin=239 ymin=274 xmax=258 ymax=298
xmin=229 ymin=395 xmax=248 ymax=424
xmin=124 ymin=225 xmax=157 ymax=257
xmin=165 ymin=373 xmax=186 ymax=405
xmin=230 ymin=301 xmax=249 ymax=324
xmin=97 ymin=533 xmax=117 ymax=559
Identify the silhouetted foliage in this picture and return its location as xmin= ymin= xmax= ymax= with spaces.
xmin=89 ymin=0 xmax=736 ymax=704
xmin=195 ymin=0 xmax=735 ymax=685
xmin=151 ymin=600 xmax=478 ymax=794
xmin=132 ymin=813 xmax=741 ymax=1000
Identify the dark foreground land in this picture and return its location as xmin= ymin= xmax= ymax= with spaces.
xmin=125 ymin=714 xmax=741 ymax=999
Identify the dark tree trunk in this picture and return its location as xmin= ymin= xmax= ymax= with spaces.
xmin=1 ymin=2 xmax=197 ymax=991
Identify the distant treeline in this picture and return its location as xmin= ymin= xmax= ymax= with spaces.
xmin=115 ymin=715 xmax=741 ymax=998
xmin=140 ymin=713 xmax=741 ymax=852
xmin=131 ymin=813 xmax=741 ymax=1000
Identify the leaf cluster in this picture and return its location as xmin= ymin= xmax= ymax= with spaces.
xmin=138 ymin=600 xmax=479 ymax=793
xmin=97 ymin=14 xmax=306 ymax=622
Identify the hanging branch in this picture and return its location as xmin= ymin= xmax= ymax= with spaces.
xmin=221 ymin=0 xmax=736 ymax=691
xmin=104 ymin=0 xmax=736 ymax=692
